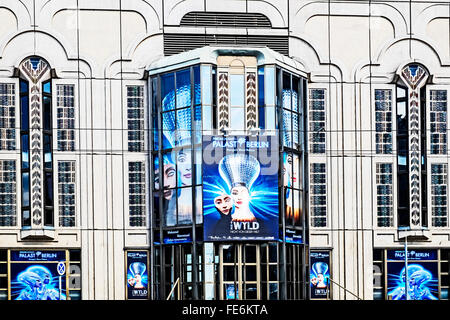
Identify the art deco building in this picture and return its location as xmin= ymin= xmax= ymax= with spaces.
xmin=0 ymin=0 xmax=448 ymax=301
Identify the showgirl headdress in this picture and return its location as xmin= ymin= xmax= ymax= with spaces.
xmin=282 ymin=89 xmax=299 ymax=148
xmin=312 ymin=262 xmax=328 ymax=276
xmin=129 ymin=262 xmax=146 ymax=277
xmin=162 ymin=84 xmax=201 ymax=147
xmin=219 ymin=153 xmax=260 ymax=190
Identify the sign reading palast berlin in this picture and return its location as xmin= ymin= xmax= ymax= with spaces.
xmin=9 ymin=250 xmax=67 ymax=300
xmin=202 ymin=135 xmax=279 ymax=241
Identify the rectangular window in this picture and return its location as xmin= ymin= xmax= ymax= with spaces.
xmin=429 ymin=90 xmax=447 ymax=155
xmin=376 ymin=163 xmax=393 ymax=227
xmin=431 ymin=164 xmax=448 ymax=227
xmin=0 ymin=160 xmax=16 ymax=226
xmin=129 ymin=161 xmax=146 ymax=227
xmin=0 ymin=83 xmax=16 ymax=151
xmin=310 ymin=163 xmax=326 ymax=227
xmin=375 ymin=89 xmax=393 ymax=154
xmin=127 ymin=86 xmax=145 ymax=152
xmin=308 ymin=89 xmax=326 ymax=154
xmin=56 ymin=85 xmax=75 ymax=151
xmin=58 ymin=161 xmax=76 ymax=227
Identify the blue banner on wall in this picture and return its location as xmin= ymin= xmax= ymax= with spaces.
xmin=310 ymin=251 xmax=330 ymax=299
xmin=202 ymin=135 xmax=279 ymax=241
xmin=387 ymin=249 xmax=439 ymax=300
xmin=10 ymin=250 xmax=67 ymax=300
xmin=126 ymin=251 xmax=149 ymax=300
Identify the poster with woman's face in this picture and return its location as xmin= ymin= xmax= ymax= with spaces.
xmin=202 ymin=135 xmax=279 ymax=241
xmin=126 ymin=251 xmax=149 ymax=300
xmin=310 ymin=251 xmax=330 ymax=299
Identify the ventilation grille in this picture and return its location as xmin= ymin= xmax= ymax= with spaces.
xmin=164 ymin=34 xmax=288 ymax=56
xmin=180 ymin=12 xmax=272 ymax=28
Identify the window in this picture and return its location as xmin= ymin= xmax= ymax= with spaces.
xmin=374 ymin=89 xmax=393 ymax=154
xmin=310 ymin=163 xmax=326 ymax=228
xmin=396 ymin=64 xmax=429 ymax=228
xmin=0 ymin=83 xmax=16 ymax=151
xmin=129 ymin=161 xmax=146 ymax=227
xmin=19 ymin=57 xmax=53 ymax=228
xmin=56 ymin=84 xmax=75 ymax=151
xmin=153 ymin=66 xmax=202 ymax=228
xmin=216 ymin=56 xmax=258 ymax=133
xmin=58 ymin=161 xmax=76 ymax=227
xmin=0 ymin=160 xmax=16 ymax=226
xmin=127 ymin=85 xmax=145 ymax=152
xmin=280 ymin=71 xmax=302 ymax=150
xmin=309 ymin=89 xmax=326 ymax=154
xmin=429 ymin=90 xmax=447 ymax=155
xmin=376 ymin=163 xmax=393 ymax=227
xmin=431 ymin=164 xmax=448 ymax=227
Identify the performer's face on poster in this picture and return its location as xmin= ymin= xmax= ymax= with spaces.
xmin=214 ymin=195 xmax=233 ymax=215
xmin=177 ymin=150 xmax=192 ymax=186
xmin=155 ymin=163 xmax=176 ymax=200
xmin=231 ymin=186 xmax=250 ymax=209
xmin=283 ymin=154 xmax=292 ymax=187
xmin=292 ymin=155 xmax=299 ymax=189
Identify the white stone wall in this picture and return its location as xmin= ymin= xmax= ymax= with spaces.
xmin=0 ymin=0 xmax=448 ymax=300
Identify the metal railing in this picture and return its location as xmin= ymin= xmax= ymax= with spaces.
xmin=327 ymin=277 xmax=363 ymax=300
xmin=166 ymin=277 xmax=181 ymax=300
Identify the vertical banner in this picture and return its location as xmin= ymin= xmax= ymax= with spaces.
xmin=310 ymin=251 xmax=330 ymax=299
xmin=202 ymin=135 xmax=279 ymax=241
xmin=126 ymin=251 xmax=149 ymax=300
xmin=387 ymin=249 xmax=439 ymax=300
xmin=9 ymin=250 xmax=67 ymax=300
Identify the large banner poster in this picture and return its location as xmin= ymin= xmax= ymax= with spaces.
xmin=126 ymin=251 xmax=149 ymax=300
xmin=203 ymin=135 xmax=279 ymax=241
xmin=387 ymin=249 xmax=439 ymax=300
xmin=310 ymin=251 xmax=330 ymax=299
xmin=9 ymin=250 xmax=67 ymax=300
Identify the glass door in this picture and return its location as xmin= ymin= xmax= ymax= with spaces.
xmin=219 ymin=244 xmax=260 ymax=300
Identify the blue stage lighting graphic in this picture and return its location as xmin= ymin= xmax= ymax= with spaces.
xmin=387 ymin=264 xmax=438 ymax=300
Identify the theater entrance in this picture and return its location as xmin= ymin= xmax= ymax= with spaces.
xmin=219 ymin=244 xmax=260 ymax=300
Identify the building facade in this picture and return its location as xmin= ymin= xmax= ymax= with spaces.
xmin=0 ymin=0 xmax=449 ymax=300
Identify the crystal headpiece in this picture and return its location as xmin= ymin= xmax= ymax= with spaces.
xmin=312 ymin=262 xmax=328 ymax=275
xmin=282 ymin=89 xmax=299 ymax=148
xmin=129 ymin=262 xmax=146 ymax=277
xmin=219 ymin=153 xmax=260 ymax=190
xmin=161 ymin=84 xmax=201 ymax=147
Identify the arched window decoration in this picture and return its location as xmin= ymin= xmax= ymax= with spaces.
xmin=19 ymin=57 xmax=54 ymax=228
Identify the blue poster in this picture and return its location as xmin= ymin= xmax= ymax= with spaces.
xmin=10 ymin=250 xmax=67 ymax=300
xmin=202 ymin=135 xmax=279 ymax=241
xmin=310 ymin=251 xmax=330 ymax=299
xmin=387 ymin=250 xmax=439 ymax=300
xmin=126 ymin=251 xmax=149 ymax=300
